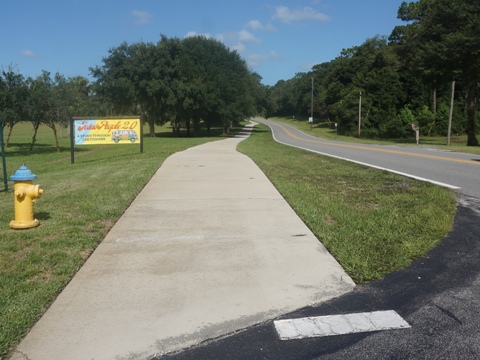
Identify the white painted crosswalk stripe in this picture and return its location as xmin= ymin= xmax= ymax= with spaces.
xmin=274 ymin=310 xmax=410 ymax=340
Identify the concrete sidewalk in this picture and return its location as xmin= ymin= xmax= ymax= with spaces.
xmin=11 ymin=122 xmax=355 ymax=360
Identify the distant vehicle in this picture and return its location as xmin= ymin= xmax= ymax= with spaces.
xmin=111 ymin=130 xmax=138 ymax=143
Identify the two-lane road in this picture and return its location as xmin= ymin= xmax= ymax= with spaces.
xmin=256 ymin=118 xmax=480 ymax=198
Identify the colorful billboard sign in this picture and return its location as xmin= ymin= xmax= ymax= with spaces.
xmin=74 ymin=118 xmax=141 ymax=145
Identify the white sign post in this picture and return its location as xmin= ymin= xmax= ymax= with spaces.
xmin=411 ymin=124 xmax=420 ymax=145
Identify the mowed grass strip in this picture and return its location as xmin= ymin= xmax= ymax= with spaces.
xmin=272 ymin=116 xmax=480 ymax=155
xmin=237 ymin=123 xmax=457 ymax=283
xmin=0 ymin=122 xmax=229 ymax=359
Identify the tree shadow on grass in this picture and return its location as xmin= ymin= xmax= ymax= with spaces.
xmin=4 ymin=143 xmax=94 ymax=158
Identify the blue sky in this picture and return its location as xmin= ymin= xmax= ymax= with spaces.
xmin=0 ymin=0 xmax=404 ymax=86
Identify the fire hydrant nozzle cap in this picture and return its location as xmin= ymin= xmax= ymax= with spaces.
xmin=10 ymin=164 xmax=38 ymax=181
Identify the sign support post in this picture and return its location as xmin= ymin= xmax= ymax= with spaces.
xmin=70 ymin=117 xmax=75 ymax=164
xmin=140 ymin=115 xmax=144 ymax=154
xmin=0 ymin=117 xmax=8 ymax=191
xmin=411 ymin=124 xmax=420 ymax=145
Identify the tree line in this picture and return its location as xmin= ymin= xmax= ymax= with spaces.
xmin=0 ymin=69 xmax=94 ymax=151
xmin=1 ymin=35 xmax=263 ymax=151
xmin=263 ymin=0 xmax=480 ymax=146
xmin=1 ymin=0 xmax=479 ymax=150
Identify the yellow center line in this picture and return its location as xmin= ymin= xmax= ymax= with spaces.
xmin=276 ymin=123 xmax=480 ymax=166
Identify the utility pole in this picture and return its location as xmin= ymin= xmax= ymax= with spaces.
xmin=447 ymin=81 xmax=455 ymax=146
xmin=310 ymin=78 xmax=314 ymax=130
xmin=358 ymin=92 xmax=362 ymax=138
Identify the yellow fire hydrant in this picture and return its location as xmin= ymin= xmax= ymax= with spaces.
xmin=9 ymin=164 xmax=44 ymax=229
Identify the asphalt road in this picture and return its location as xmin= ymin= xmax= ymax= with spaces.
xmin=155 ymin=194 xmax=480 ymax=360
xmin=153 ymin=120 xmax=480 ymax=360
xmin=256 ymin=119 xmax=480 ymax=199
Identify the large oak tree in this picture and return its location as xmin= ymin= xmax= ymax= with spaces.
xmin=91 ymin=35 xmax=259 ymax=137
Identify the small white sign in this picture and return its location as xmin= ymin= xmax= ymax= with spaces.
xmin=308 ymin=117 xmax=313 ymax=123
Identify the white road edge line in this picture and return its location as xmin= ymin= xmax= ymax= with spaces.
xmin=264 ymin=122 xmax=461 ymax=191
xmin=274 ymin=310 xmax=410 ymax=340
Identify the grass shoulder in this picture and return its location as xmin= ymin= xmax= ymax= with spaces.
xmin=270 ymin=116 xmax=480 ymax=155
xmin=237 ymin=122 xmax=457 ymax=284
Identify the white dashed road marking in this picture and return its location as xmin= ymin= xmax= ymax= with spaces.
xmin=274 ymin=310 xmax=410 ymax=340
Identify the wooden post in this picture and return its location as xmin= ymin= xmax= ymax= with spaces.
xmin=358 ymin=92 xmax=362 ymax=138
xmin=447 ymin=81 xmax=455 ymax=146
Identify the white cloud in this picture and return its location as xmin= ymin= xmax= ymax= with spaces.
xmin=218 ymin=30 xmax=261 ymax=44
xmin=185 ymin=31 xmax=198 ymax=38
xmin=21 ymin=50 xmax=43 ymax=60
xmin=194 ymin=23 xmax=280 ymax=69
xmin=248 ymin=53 xmax=268 ymax=65
xmin=231 ymin=42 xmax=247 ymax=53
xmin=299 ymin=62 xmax=318 ymax=71
xmin=184 ymin=31 xmax=211 ymax=39
xmin=216 ymin=29 xmax=261 ymax=57
xmin=270 ymin=50 xmax=280 ymax=59
xmin=245 ymin=20 xmax=275 ymax=31
xmin=247 ymin=50 xmax=281 ymax=67
xmin=273 ymin=6 xmax=329 ymax=24
xmin=238 ymin=29 xmax=261 ymax=44
xmin=131 ymin=10 xmax=153 ymax=25
xmin=246 ymin=20 xmax=263 ymax=30
xmin=217 ymin=30 xmax=258 ymax=43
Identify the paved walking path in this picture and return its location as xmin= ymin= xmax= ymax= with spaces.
xmin=11 ymin=122 xmax=354 ymax=360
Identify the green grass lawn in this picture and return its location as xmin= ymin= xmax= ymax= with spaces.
xmin=237 ymin=122 xmax=457 ymax=282
xmin=0 ymin=121 xmax=229 ymax=359
xmin=0 ymin=120 xmax=458 ymax=359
